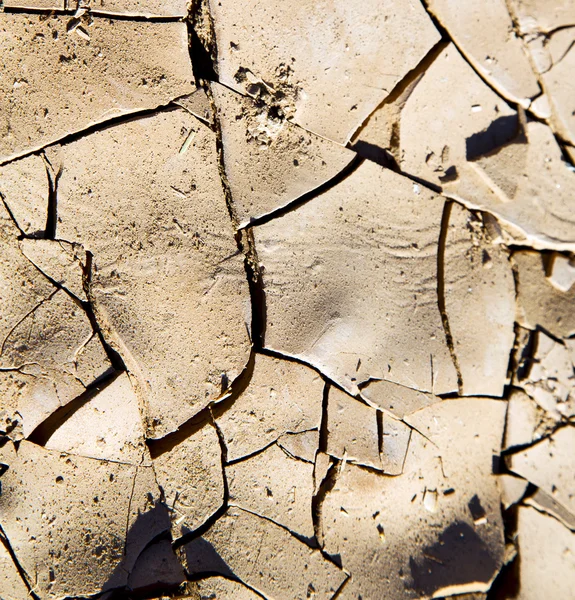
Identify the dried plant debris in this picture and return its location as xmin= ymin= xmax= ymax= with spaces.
xmin=1 ymin=3 xmax=574 ymax=598
xmin=253 ymin=160 xmax=458 ymax=397
xmin=0 ymin=14 xmax=194 ymax=163
xmin=215 ymin=353 xmax=323 ymax=462
xmin=425 ymin=0 xmax=540 ymax=106
xmin=152 ymin=418 xmax=224 ymax=539
xmin=53 ymin=109 xmax=251 ymax=438
xmin=322 ymin=399 xmax=506 ymax=599
xmin=184 ymin=507 xmax=346 ymax=599
xmin=209 ymin=0 xmax=440 ymax=144
xmin=212 ymin=82 xmax=355 ymax=227
xmin=227 ymin=442 xmax=315 ymax=538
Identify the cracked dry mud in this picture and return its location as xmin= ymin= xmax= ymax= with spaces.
xmin=0 ymin=2 xmax=574 ymax=600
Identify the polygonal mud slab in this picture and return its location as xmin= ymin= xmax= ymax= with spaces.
xmin=0 ymin=441 xmax=163 ymax=599
xmin=53 ymin=108 xmax=251 ymax=438
xmin=0 ymin=14 xmax=194 ymax=163
xmin=513 ymin=250 xmax=575 ymax=337
xmin=215 ymin=353 xmax=323 ymax=462
xmin=184 ymin=506 xmax=346 ymax=599
xmin=0 ymin=153 xmax=50 ymax=235
xmin=425 ymin=0 xmax=540 ymax=106
xmin=252 ymin=160 xmax=458 ymax=396
xmin=227 ymin=442 xmax=315 ymax=539
xmin=212 ymin=82 xmax=355 ymax=227
xmin=443 ymin=202 xmax=515 ymax=396
xmin=151 ymin=418 xmax=224 ymax=539
xmin=514 ymin=507 xmax=575 ymax=600
xmin=321 ymin=399 xmax=506 ymax=599
xmin=209 ymin=0 xmax=440 ymax=144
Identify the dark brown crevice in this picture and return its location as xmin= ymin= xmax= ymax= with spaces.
xmin=43 ymin=152 xmax=61 ymax=239
xmin=349 ymin=38 xmax=449 ymax=147
xmin=243 ymin=153 xmax=365 ymax=231
xmin=81 ymin=251 xmax=127 ymax=373
xmin=0 ymin=524 xmax=41 ymax=600
xmin=26 ymin=369 xmax=119 ymax=446
xmin=187 ymin=0 xmax=218 ymax=86
xmin=0 ymin=5 xmax=181 ymax=21
xmin=311 ymin=456 xmax=341 ymax=557
xmin=319 ymin=382 xmax=330 ymax=454
xmin=436 ymin=199 xmax=464 ymax=393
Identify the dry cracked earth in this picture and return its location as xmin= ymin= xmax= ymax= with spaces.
xmin=0 ymin=0 xmax=574 ymax=599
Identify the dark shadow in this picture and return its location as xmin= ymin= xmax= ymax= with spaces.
xmin=184 ymin=536 xmax=235 ymax=579
xmin=100 ymin=501 xmax=185 ymax=599
xmin=349 ymin=140 xmax=396 ymax=169
xmin=408 ymin=521 xmax=499 ymax=597
xmin=466 ymin=115 xmax=523 ymax=161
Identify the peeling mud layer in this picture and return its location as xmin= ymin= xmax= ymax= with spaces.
xmin=0 ymin=1 xmax=574 ymax=599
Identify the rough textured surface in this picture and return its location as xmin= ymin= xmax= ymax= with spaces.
xmin=54 ymin=109 xmax=251 ymax=438
xmin=0 ymin=3 xmax=574 ymax=598
xmin=0 ymin=14 xmax=194 ymax=163
xmin=209 ymin=0 xmax=440 ymax=144
xmin=253 ymin=160 xmax=458 ymax=396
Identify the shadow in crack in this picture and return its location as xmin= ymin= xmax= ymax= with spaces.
xmin=408 ymin=521 xmax=499 ymax=597
xmin=184 ymin=536 xmax=236 ymax=579
xmin=100 ymin=501 xmax=185 ymax=599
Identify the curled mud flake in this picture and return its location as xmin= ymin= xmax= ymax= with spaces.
xmin=184 ymin=507 xmax=346 ymax=599
xmin=44 ymin=372 xmax=146 ymax=465
xmin=503 ymin=388 xmax=553 ymax=450
xmin=215 ymin=353 xmax=323 ymax=462
xmin=547 ymin=252 xmax=575 ymax=292
xmin=175 ymin=87 xmax=214 ymax=125
xmin=443 ymin=203 xmax=515 ymax=397
xmin=196 ymin=576 xmax=262 ymax=599
xmin=322 ymin=399 xmax=506 ymax=599
xmin=513 ymin=507 xmax=575 ymax=600
xmin=54 ymin=109 xmax=251 ymax=438
xmin=0 ymin=154 xmax=50 ymax=236
xmin=425 ymin=0 xmax=540 ymax=106
xmin=524 ymin=487 xmax=575 ymax=531
xmin=211 ymin=82 xmax=355 ymax=227
xmin=513 ymin=250 xmax=575 ymax=337
xmin=253 ymin=160 xmax=458 ymax=396
xmin=227 ymin=442 xmax=315 ymax=539
xmin=151 ymin=419 xmax=224 ymax=540
xmin=0 ymin=15 xmax=194 ymax=164
xmin=496 ymin=473 xmax=528 ymax=510
xmin=508 ymin=426 xmax=575 ymax=517
xmin=209 ymin=0 xmax=440 ymax=144
xmin=517 ymin=330 xmax=575 ymax=420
